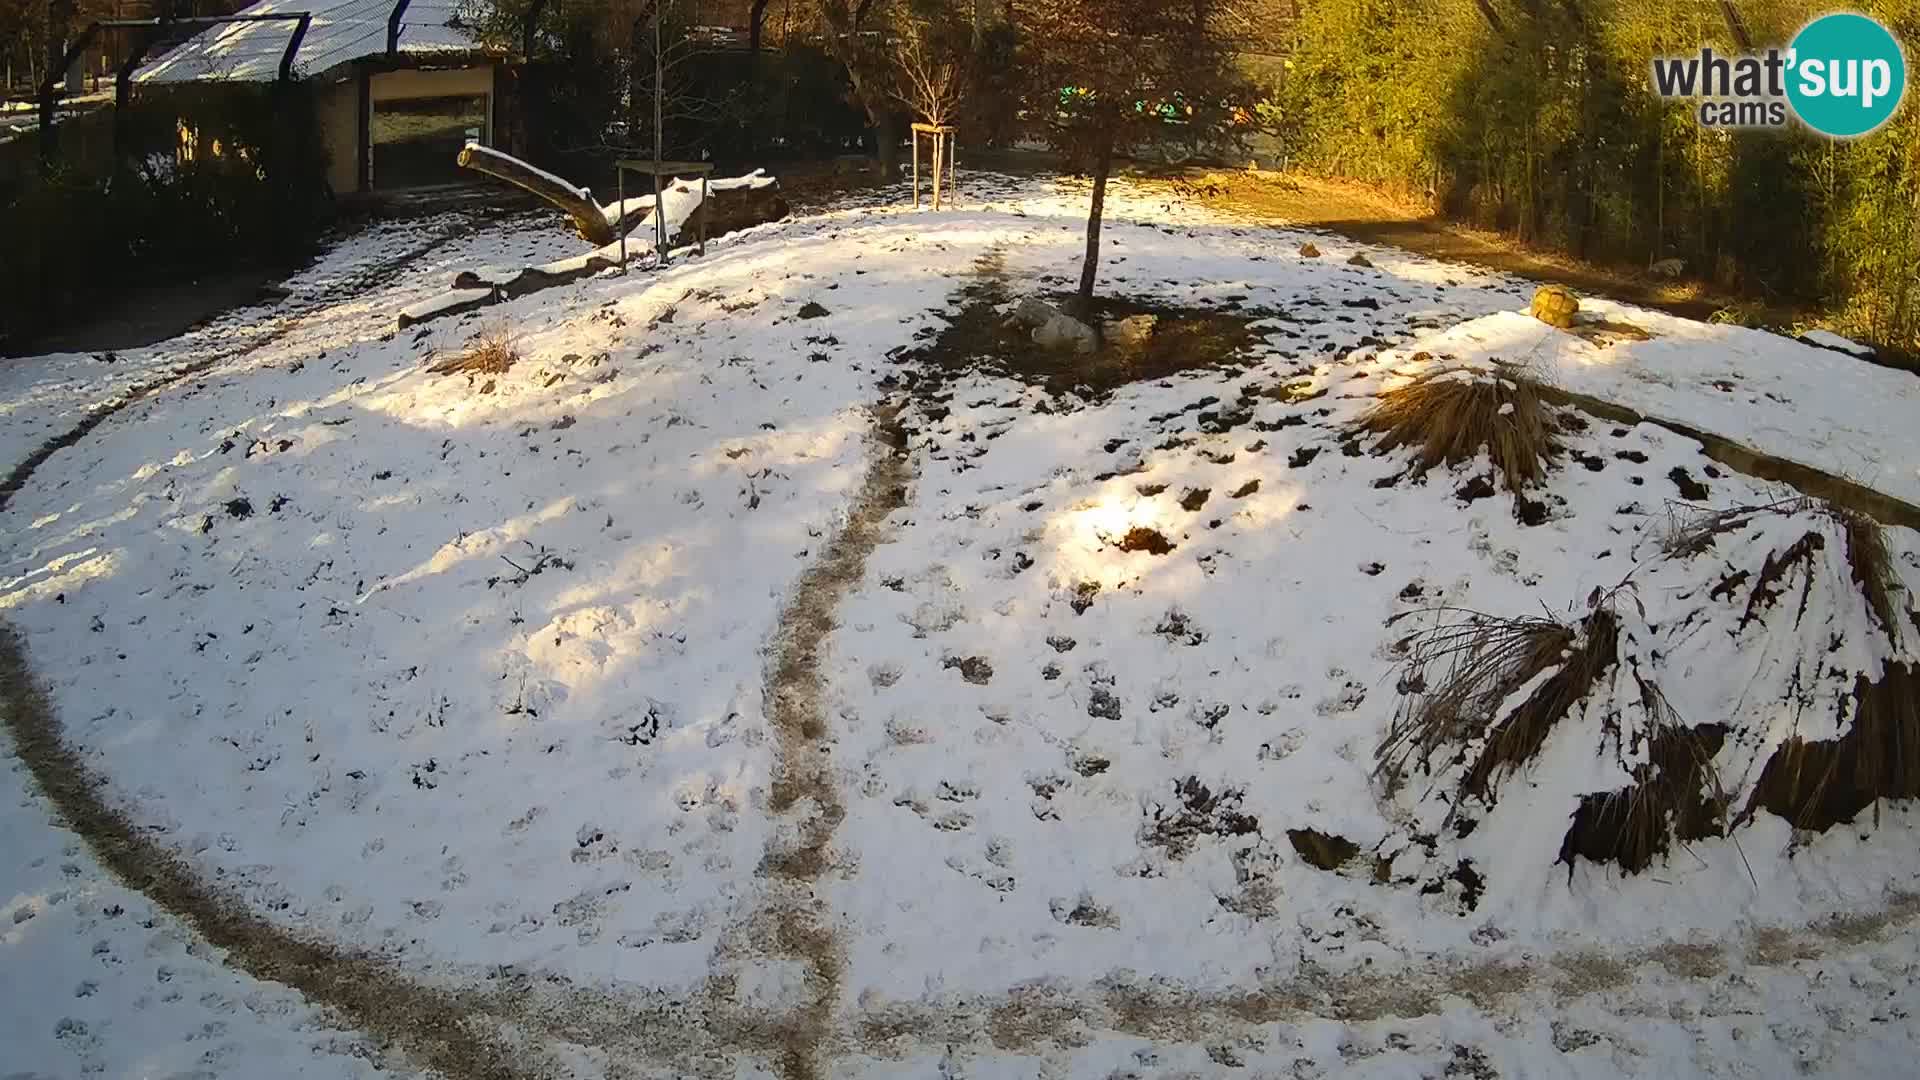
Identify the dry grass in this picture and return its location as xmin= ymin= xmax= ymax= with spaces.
xmin=1837 ymin=507 xmax=1901 ymax=634
xmin=1748 ymin=663 xmax=1920 ymax=829
xmin=1461 ymin=607 xmax=1620 ymax=801
xmin=1375 ymin=606 xmax=1585 ymax=795
xmin=429 ymin=325 xmax=519 ymax=376
xmin=1662 ymin=496 xmax=1815 ymax=558
xmin=1558 ymin=678 xmax=1731 ymax=874
xmin=1668 ymin=496 xmax=1905 ymax=640
xmin=1355 ymin=368 xmax=1563 ymax=492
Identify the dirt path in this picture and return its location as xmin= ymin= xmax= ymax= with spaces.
xmin=725 ymin=399 xmax=913 ymax=1080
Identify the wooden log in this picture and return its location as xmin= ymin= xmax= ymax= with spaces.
xmin=457 ymin=144 xmax=616 ymax=246
xmin=661 ymin=185 xmax=789 ymax=249
xmin=396 ymin=181 xmax=791 ymax=330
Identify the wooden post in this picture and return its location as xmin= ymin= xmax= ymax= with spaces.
xmin=910 ymin=123 xmax=956 ymax=211
xmin=652 ymin=170 xmax=665 ymax=263
xmin=932 ymin=130 xmax=943 ymax=210
xmin=699 ymin=174 xmax=709 ymax=256
xmin=618 ymin=166 xmax=626 ymax=268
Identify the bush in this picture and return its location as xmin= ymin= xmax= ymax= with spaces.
xmin=1274 ymin=0 xmax=1920 ymax=356
xmin=1 ymin=83 xmax=332 ymax=347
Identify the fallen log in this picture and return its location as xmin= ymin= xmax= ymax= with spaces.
xmin=397 ymin=170 xmax=791 ymax=330
xmin=457 ymin=144 xmax=616 ymax=246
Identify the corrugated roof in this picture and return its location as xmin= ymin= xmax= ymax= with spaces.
xmin=134 ymin=0 xmax=486 ymax=84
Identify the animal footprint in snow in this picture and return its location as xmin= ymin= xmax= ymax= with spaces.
xmin=1258 ymin=728 xmax=1307 ymax=760
xmin=573 ymin=822 xmax=618 ymax=863
xmin=1315 ymin=681 xmax=1366 ymax=715
xmin=1049 ymin=893 xmax=1119 ymax=928
xmin=904 ymin=601 xmax=965 ymax=637
xmin=885 ymin=713 xmax=933 ymax=745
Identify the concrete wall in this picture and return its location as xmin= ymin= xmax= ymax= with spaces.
xmin=315 ymin=75 xmax=359 ymax=196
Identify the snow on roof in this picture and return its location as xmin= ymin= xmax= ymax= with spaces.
xmin=134 ymin=0 xmax=486 ymax=85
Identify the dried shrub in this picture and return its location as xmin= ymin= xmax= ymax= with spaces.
xmin=1354 ymin=368 xmax=1564 ymax=493
xmin=1661 ymin=496 xmax=1814 ymax=558
xmin=429 ymin=326 xmax=519 ymax=376
xmin=1837 ymin=508 xmax=1900 ymax=635
xmin=1670 ymin=497 xmax=1906 ymax=640
xmin=1747 ymin=663 xmax=1920 ymax=830
xmin=1460 ymin=607 xmax=1620 ymax=801
xmin=1375 ymin=607 xmax=1581 ymax=795
xmin=1558 ymin=680 xmax=1731 ymax=874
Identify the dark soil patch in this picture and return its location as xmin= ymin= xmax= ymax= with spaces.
xmin=1287 ymin=828 xmax=1360 ymax=871
xmin=1115 ymin=527 xmax=1176 ymax=555
xmin=1145 ymin=777 xmax=1259 ymax=858
xmin=899 ymin=284 xmax=1265 ymax=400
xmin=943 ymin=656 xmax=995 ymax=685
xmin=1456 ymin=474 xmax=1496 ymax=503
xmin=1668 ymin=467 xmax=1710 ymax=501
xmin=1179 ymin=488 xmax=1211 ymax=512
xmin=1136 ymin=483 xmax=1168 ymax=496
xmin=1154 ymin=610 xmax=1206 ymax=646
xmin=1230 ymin=479 xmax=1260 ymax=498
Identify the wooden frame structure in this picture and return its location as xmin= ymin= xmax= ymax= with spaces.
xmin=615 ymin=159 xmax=715 ymax=268
xmin=910 ymin=123 xmax=957 ymax=210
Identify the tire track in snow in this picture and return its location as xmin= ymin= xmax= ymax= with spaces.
xmin=723 ymin=399 xmax=913 ymax=1080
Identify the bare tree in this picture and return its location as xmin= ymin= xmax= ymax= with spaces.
xmin=887 ymin=11 xmax=968 ymax=125
xmin=1018 ymin=0 xmax=1252 ymax=315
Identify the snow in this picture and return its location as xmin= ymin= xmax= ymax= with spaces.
xmin=397 ymin=286 xmax=493 ymax=322
xmin=4 ymin=169 xmax=1919 ymax=1076
xmin=1801 ymin=327 xmax=1878 ymax=358
xmin=135 ymin=0 xmax=479 ymax=84
xmin=1 ymin=747 xmax=418 ymax=1078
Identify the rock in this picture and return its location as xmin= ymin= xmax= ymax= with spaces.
xmin=1006 ymin=297 xmax=1061 ymax=329
xmin=1346 ymin=252 xmax=1373 ymax=267
xmin=1103 ymin=313 xmax=1158 ymax=348
xmin=798 ymin=301 xmax=831 ymax=319
xmin=1299 ymin=242 xmax=1321 ymax=258
xmin=1033 ymin=313 xmax=1097 ymax=355
xmin=1650 ymin=257 xmax=1685 ymax=279
xmin=1530 ymin=285 xmax=1580 ymax=329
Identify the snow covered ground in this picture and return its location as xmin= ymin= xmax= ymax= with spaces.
xmin=3 ymin=170 xmax=1919 ymax=1078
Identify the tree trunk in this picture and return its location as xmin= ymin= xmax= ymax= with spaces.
xmin=1075 ymin=129 xmax=1116 ymax=318
xmin=458 ymin=144 xmax=616 ymax=246
xmin=749 ymin=0 xmax=771 ymax=56
xmin=873 ymin=108 xmax=899 ymax=176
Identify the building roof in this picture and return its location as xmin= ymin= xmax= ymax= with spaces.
xmin=134 ymin=0 xmax=486 ymax=84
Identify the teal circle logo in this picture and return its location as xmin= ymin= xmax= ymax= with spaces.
xmin=1786 ymin=13 xmax=1907 ymax=138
